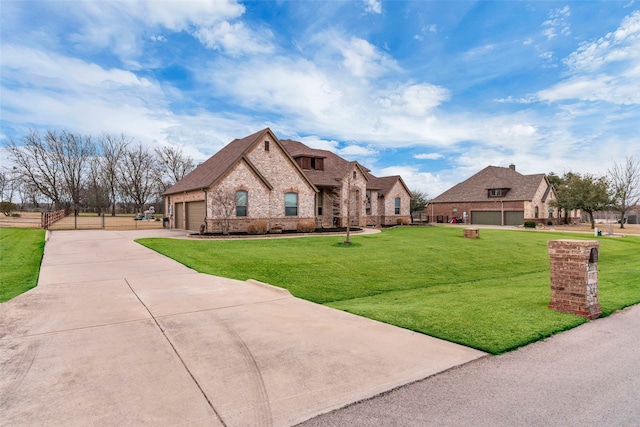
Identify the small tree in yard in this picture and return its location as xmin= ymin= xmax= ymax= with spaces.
xmin=210 ymin=188 xmax=236 ymax=235
xmin=568 ymin=173 xmax=610 ymax=229
xmin=410 ymin=190 xmax=430 ymax=223
xmin=0 ymin=201 xmax=17 ymax=216
xmin=608 ymin=156 xmax=640 ymax=229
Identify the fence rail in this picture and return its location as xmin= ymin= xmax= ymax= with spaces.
xmin=1 ymin=211 xmax=164 ymax=230
xmin=41 ymin=208 xmax=73 ymax=229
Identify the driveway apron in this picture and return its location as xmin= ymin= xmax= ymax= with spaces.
xmin=1 ymin=229 xmax=485 ymax=426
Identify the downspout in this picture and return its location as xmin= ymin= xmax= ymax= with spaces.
xmin=501 ymin=200 xmax=504 ymax=226
xmin=203 ymin=188 xmax=208 ymax=233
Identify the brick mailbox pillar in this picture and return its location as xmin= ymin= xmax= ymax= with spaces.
xmin=547 ymin=240 xmax=601 ymax=319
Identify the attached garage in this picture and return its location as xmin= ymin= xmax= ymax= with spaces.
xmin=186 ymin=201 xmax=205 ymax=231
xmin=504 ymin=211 xmax=524 ymax=226
xmin=471 ymin=211 xmax=501 ymax=225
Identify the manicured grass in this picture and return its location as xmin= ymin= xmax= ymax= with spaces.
xmin=137 ymin=227 xmax=640 ymax=354
xmin=0 ymin=228 xmax=46 ymax=302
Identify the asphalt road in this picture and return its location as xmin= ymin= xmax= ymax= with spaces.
xmin=298 ymin=304 xmax=640 ymax=427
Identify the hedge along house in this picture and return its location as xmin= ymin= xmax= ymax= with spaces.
xmin=164 ymin=128 xmax=411 ymax=232
xmin=429 ymin=165 xmax=562 ymax=226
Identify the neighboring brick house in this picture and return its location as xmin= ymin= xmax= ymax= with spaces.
xmin=429 ymin=165 xmax=562 ymax=226
xmin=164 ymin=128 xmax=411 ymax=232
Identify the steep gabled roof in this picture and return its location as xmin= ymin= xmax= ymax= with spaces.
xmin=280 ymin=139 xmax=364 ymax=187
xmin=281 ymin=139 xmax=410 ymax=195
xmin=367 ymin=174 xmax=410 ymax=197
xmin=164 ymin=128 xmax=316 ymax=195
xmin=431 ymin=166 xmax=548 ymax=203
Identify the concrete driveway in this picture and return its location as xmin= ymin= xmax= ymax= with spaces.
xmin=1 ymin=230 xmax=485 ymax=426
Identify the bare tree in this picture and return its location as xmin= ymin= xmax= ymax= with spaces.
xmin=0 ymin=166 xmax=16 ymax=202
xmin=5 ymin=130 xmax=65 ymax=209
xmin=85 ymin=156 xmax=110 ymax=215
xmin=117 ymin=143 xmax=159 ymax=214
xmin=48 ymin=130 xmax=95 ymax=214
xmin=608 ymin=156 xmax=640 ymax=229
xmin=99 ymin=133 xmax=130 ymax=216
xmin=155 ymin=145 xmax=195 ymax=193
xmin=210 ymin=187 xmax=236 ymax=235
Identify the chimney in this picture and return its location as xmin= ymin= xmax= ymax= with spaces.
xmin=509 ymin=164 xmax=516 ymax=171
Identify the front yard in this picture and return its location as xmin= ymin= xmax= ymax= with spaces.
xmin=137 ymin=226 xmax=640 ymax=354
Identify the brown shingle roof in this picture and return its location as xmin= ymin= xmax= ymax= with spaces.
xmin=431 ymin=166 xmax=548 ymax=203
xmin=280 ymin=139 xmax=357 ymax=188
xmin=164 ymin=128 xmax=271 ymax=195
xmin=166 ymin=130 xmax=408 ymax=199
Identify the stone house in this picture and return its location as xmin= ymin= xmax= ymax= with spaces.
xmin=429 ymin=165 xmax=565 ymax=226
xmin=164 ymin=128 xmax=411 ymax=232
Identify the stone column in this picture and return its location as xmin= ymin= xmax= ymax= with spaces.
xmin=548 ymin=240 xmax=601 ymax=319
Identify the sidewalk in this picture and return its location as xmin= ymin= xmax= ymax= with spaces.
xmin=1 ymin=229 xmax=484 ymax=426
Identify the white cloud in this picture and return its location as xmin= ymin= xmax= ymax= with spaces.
xmin=337 ymin=36 xmax=401 ymax=79
xmin=363 ymin=0 xmax=382 ymax=15
xmin=414 ymin=153 xmax=443 ymax=160
xmin=377 ymin=83 xmax=450 ymax=116
xmin=542 ymin=5 xmax=571 ymax=40
xmin=564 ymin=10 xmax=640 ymax=73
xmin=296 ymin=136 xmax=339 ymax=151
xmin=194 ymin=21 xmax=274 ymax=56
xmin=536 ymin=11 xmax=640 ymax=106
xmin=339 ymin=145 xmax=379 ymax=157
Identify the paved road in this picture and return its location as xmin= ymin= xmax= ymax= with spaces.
xmin=299 ymin=303 xmax=640 ymax=426
xmin=0 ymin=229 xmax=484 ymax=426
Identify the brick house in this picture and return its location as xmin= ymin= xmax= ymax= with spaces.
xmin=429 ymin=165 xmax=562 ymax=226
xmin=164 ymin=128 xmax=411 ymax=232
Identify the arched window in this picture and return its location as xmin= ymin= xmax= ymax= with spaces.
xmin=236 ymin=190 xmax=248 ymax=217
xmin=285 ymin=192 xmax=298 ymax=216
xmin=395 ymin=197 xmax=401 ymax=215
xmin=535 ymin=206 xmax=539 ymax=218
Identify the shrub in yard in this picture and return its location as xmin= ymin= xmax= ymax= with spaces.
xmin=247 ymin=220 xmax=268 ymax=234
xmin=1 ymin=201 xmax=17 ymax=216
xmin=397 ymin=217 xmax=410 ymax=225
xmin=524 ymin=221 xmax=536 ymax=228
xmin=297 ymin=220 xmax=316 ymax=233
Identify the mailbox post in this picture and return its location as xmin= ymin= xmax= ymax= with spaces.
xmin=547 ymin=240 xmax=601 ymax=319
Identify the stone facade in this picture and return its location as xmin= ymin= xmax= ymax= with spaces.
xmin=548 ymin=240 xmax=601 ymax=319
xmin=164 ymin=128 xmax=412 ymax=232
xmin=379 ymin=180 xmax=411 ymax=225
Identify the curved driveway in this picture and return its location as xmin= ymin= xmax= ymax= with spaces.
xmin=1 ymin=229 xmax=484 ymax=426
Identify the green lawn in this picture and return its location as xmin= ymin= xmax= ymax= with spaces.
xmin=136 ymin=226 xmax=638 ymax=354
xmin=0 ymin=228 xmax=46 ymax=302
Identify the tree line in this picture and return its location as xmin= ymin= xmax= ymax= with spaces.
xmin=549 ymin=157 xmax=640 ymax=229
xmin=1 ymin=130 xmax=195 ymax=215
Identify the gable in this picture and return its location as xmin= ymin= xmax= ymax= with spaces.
xmin=165 ymin=128 xmax=317 ymax=195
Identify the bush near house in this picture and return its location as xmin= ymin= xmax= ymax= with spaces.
xmin=296 ymin=220 xmax=316 ymax=233
xmin=247 ymin=220 xmax=268 ymax=235
xmin=1 ymin=201 xmax=17 ymax=216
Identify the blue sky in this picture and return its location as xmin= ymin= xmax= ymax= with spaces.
xmin=1 ymin=1 xmax=639 ymax=196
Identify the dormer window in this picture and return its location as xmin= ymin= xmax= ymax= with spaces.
xmin=489 ymin=189 xmax=502 ymax=197
xmin=295 ymin=156 xmax=324 ymax=171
